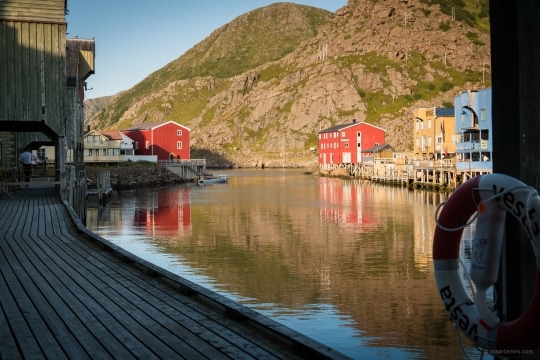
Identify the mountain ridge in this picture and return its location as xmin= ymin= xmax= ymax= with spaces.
xmin=86 ymin=0 xmax=491 ymax=168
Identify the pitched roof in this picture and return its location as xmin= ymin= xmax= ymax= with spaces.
xmin=318 ymin=120 xmax=386 ymax=134
xmin=122 ymin=120 xmax=190 ymax=131
xmin=362 ymin=143 xmax=394 ymax=153
xmin=84 ymin=129 xmax=122 ymax=140
xmin=98 ymin=130 xmax=123 ymax=140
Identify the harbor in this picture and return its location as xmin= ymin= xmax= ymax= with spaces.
xmin=0 ymin=184 xmax=349 ymax=359
xmin=84 ymin=169 xmax=478 ymax=359
xmin=320 ymin=157 xmax=491 ymax=192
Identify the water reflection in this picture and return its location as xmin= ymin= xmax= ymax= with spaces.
xmin=86 ymin=169 xmax=486 ymax=359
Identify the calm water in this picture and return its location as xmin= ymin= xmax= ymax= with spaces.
xmin=86 ymin=169 xmax=487 ymax=359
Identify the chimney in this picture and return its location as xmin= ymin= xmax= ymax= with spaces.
xmin=352 ymin=119 xmax=357 ymax=123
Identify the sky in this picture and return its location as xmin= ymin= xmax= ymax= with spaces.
xmin=66 ymin=1 xmax=346 ymax=99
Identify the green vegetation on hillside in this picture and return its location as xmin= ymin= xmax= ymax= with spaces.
xmin=135 ymin=4 xmax=332 ymax=96
xmin=339 ymin=51 xmax=491 ymax=124
xmin=420 ymin=0 xmax=490 ymax=33
xmin=89 ymin=1 xmax=491 ymax=159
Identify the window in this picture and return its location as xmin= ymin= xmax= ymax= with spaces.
xmin=145 ymin=141 xmax=150 ymax=149
xmin=177 ymin=141 xmax=182 ymax=149
xmin=480 ymin=108 xmax=486 ymax=121
xmin=135 ymin=141 xmax=139 ymax=150
xmin=341 ymin=131 xmax=346 ymax=137
xmin=177 ymin=129 xmax=183 ymax=136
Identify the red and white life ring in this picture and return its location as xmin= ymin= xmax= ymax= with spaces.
xmin=433 ymin=173 xmax=540 ymax=354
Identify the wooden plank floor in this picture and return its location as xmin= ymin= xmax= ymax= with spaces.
xmin=0 ymin=186 xmax=350 ymax=359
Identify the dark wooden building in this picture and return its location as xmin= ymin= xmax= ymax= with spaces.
xmin=0 ymin=0 xmax=95 ymax=219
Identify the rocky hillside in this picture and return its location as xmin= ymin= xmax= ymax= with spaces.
xmin=86 ymin=0 xmax=491 ymax=168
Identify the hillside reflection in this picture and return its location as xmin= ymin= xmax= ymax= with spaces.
xmin=87 ymin=170 xmax=480 ymax=359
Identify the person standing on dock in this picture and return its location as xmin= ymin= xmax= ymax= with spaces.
xmin=18 ymin=147 xmax=33 ymax=186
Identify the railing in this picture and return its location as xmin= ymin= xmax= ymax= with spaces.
xmin=67 ymin=155 xmax=126 ymax=163
xmin=455 ymin=160 xmax=493 ymax=171
xmin=86 ymin=170 xmax=112 ymax=205
xmin=413 ymin=159 xmax=455 ymax=168
xmin=158 ymin=159 xmax=206 ymax=166
xmin=64 ymin=165 xmax=87 ymax=222
xmin=455 ymin=141 xmax=483 ymax=151
xmin=157 ymin=159 xmax=207 ymax=180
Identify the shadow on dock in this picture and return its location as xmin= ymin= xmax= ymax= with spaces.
xmin=0 ymin=187 xmax=349 ymax=359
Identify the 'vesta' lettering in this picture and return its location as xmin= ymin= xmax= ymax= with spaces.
xmin=503 ymin=191 xmax=516 ymax=214
xmin=440 ymin=286 xmax=456 ymax=311
xmin=440 ymin=285 xmax=451 ymax=300
xmin=529 ymin=208 xmax=539 ymax=236
xmin=492 ymin=184 xmax=540 ymax=237
xmin=458 ymin=311 xmax=470 ymax=330
xmin=467 ymin=323 xmax=478 ymax=340
xmin=515 ymin=200 xmax=525 ymax=220
xmin=451 ymin=304 xmax=463 ymax=320
xmin=492 ymin=184 xmax=505 ymax=200
xmin=439 ymin=285 xmax=478 ymax=339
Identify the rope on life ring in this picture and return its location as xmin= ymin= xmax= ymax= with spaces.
xmin=433 ymin=173 xmax=540 ymax=354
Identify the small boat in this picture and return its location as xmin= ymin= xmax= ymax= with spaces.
xmin=198 ymin=174 xmax=229 ymax=184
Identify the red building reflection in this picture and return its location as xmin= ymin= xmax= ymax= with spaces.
xmin=133 ymin=187 xmax=192 ymax=237
xmin=319 ymin=178 xmax=379 ymax=230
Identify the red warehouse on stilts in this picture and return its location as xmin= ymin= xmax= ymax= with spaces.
xmin=318 ymin=119 xmax=386 ymax=165
xmin=121 ymin=121 xmax=191 ymax=161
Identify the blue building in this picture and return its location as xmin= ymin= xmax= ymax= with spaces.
xmin=454 ymin=88 xmax=493 ymax=181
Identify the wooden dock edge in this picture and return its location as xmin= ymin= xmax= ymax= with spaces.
xmin=62 ymin=200 xmax=351 ymax=360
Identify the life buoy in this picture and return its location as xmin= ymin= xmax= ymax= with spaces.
xmin=433 ymin=173 xmax=540 ymax=354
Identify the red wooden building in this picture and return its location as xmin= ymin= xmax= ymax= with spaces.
xmin=121 ymin=121 xmax=190 ymax=161
xmin=318 ymin=120 xmax=386 ymax=165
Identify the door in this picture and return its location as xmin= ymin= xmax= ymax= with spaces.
xmin=356 ymin=131 xmax=362 ymax=163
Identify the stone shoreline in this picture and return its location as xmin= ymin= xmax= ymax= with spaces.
xmin=85 ymin=163 xmax=188 ymax=190
xmin=84 ymin=161 xmax=323 ymax=190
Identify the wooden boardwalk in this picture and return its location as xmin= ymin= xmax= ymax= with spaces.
xmin=0 ymin=186 xmax=349 ymax=359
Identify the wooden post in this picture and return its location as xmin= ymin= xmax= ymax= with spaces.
xmin=490 ymin=1 xmax=539 ymax=358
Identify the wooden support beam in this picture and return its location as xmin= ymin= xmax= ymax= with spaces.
xmin=491 ymin=2 xmax=539 ymax=358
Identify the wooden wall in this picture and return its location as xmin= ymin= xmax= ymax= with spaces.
xmin=0 ymin=0 xmax=66 ymax=23
xmin=0 ymin=0 xmax=67 ymax=137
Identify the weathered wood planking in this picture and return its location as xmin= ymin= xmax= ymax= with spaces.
xmin=0 ymin=189 xmax=350 ymax=359
xmin=0 ymin=13 xmax=66 ymax=133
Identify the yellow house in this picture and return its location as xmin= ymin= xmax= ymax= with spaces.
xmin=413 ymin=107 xmax=456 ymax=160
